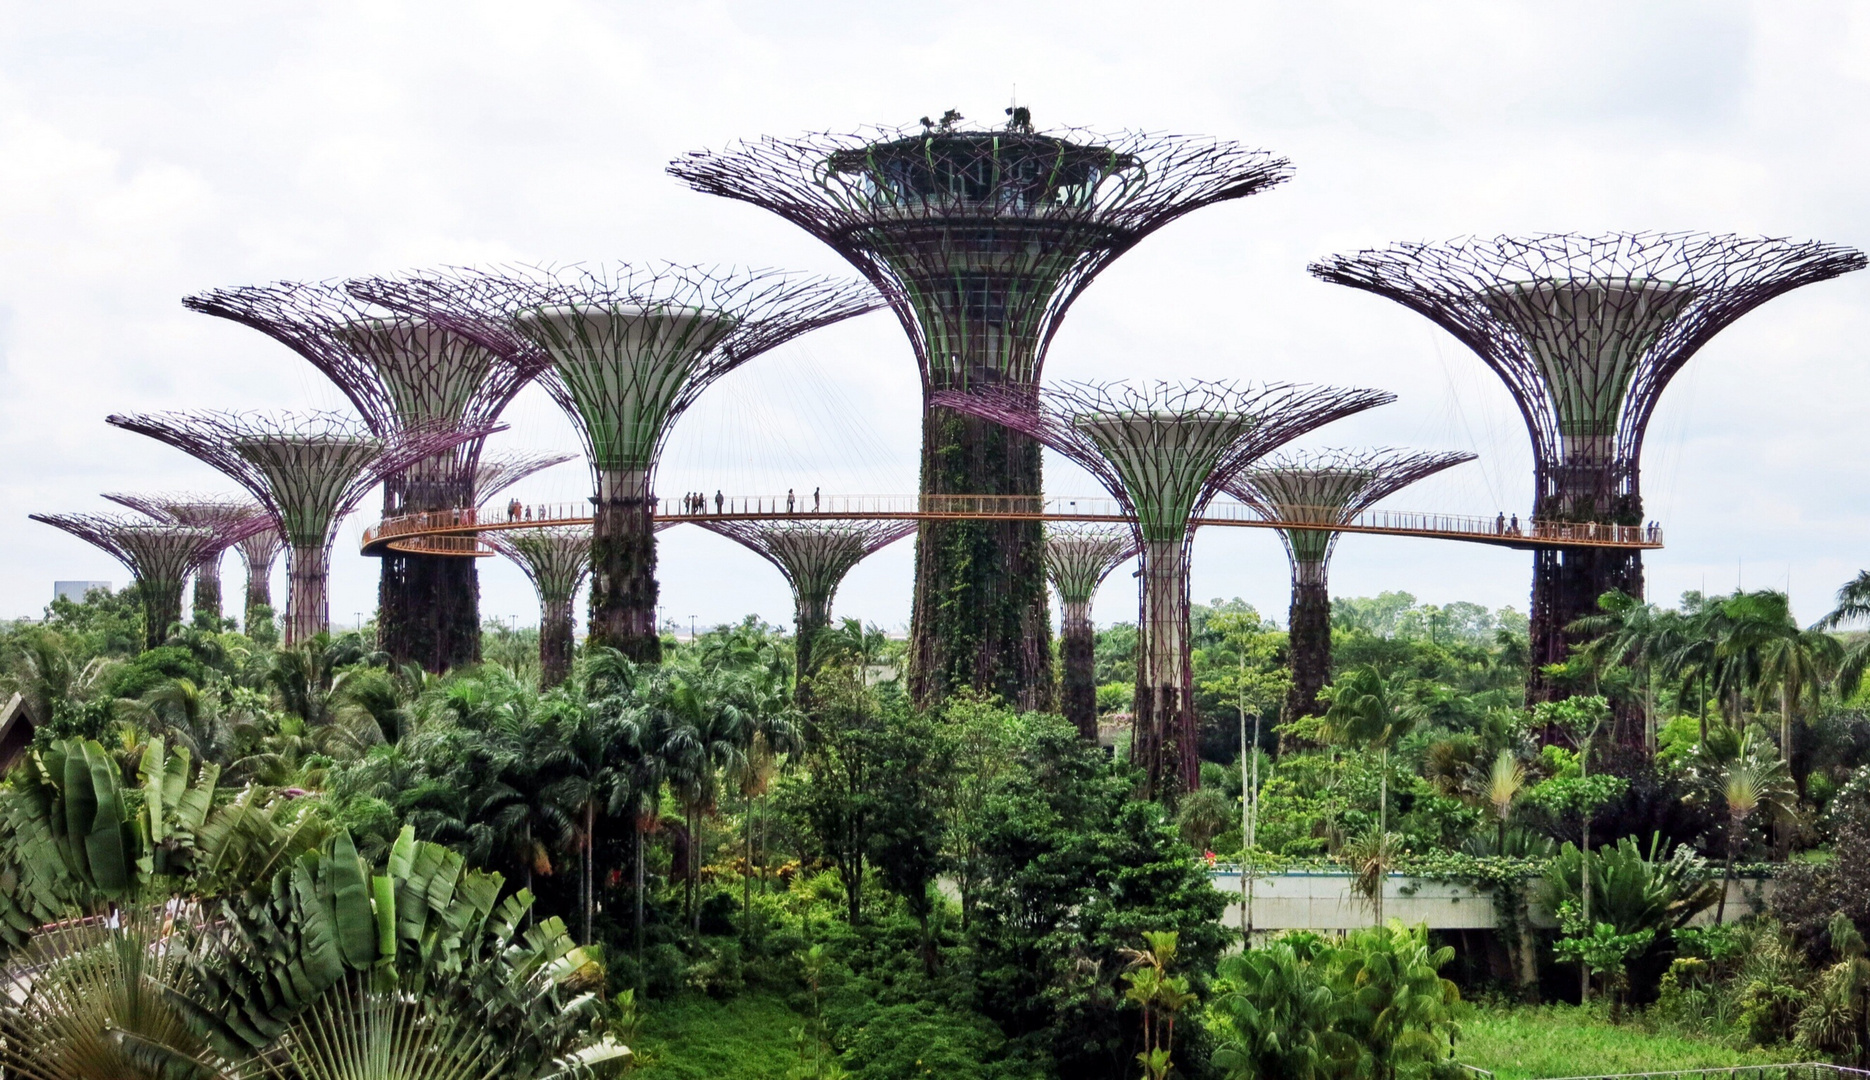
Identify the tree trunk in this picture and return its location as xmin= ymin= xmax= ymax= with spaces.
xmin=590 ymin=469 xmax=661 ymax=662
xmin=633 ymin=819 xmax=645 ymax=972
xmin=377 ymin=471 xmax=482 ymax=673
xmin=285 ymin=543 xmax=330 ymax=646
xmin=743 ymin=789 xmax=755 ymax=939
xmin=1059 ymin=598 xmax=1099 ymax=740
xmin=1528 ymin=543 xmax=1643 ymax=708
xmin=139 ymin=577 xmax=186 ymax=650
xmin=1284 ymin=575 xmax=1332 ymax=734
xmin=192 ymin=554 xmax=223 ymax=628
xmin=908 ymin=405 xmax=1053 ymax=711
xmin=1717 ymin=817 xmax=1739 ymax=924
xmin=583 ymin=799 xmax=595 ymax=945
xmin=540 ymin=593 xmax=576 ymax=688
xmin=793 ymin=595 xmax=830 ymax=709
xmin=1134 ymin=538 xmax=1196 ymax=800
xmin=242 ymin=550 xmax=275 ymax=633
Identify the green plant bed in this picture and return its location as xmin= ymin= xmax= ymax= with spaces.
xmin=1457 ymin=1004 xmax=1781 ymax=1079
xmin=630 ymin=991 xmax=802 ymax=1079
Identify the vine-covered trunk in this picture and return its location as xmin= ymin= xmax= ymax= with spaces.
xmin=908 ymin=405 xmax=1053 ymax=711
xmin=139 ymin=578 xmax=185 ymax=650
xmin=1528 ymin=478 xmax=1643 ymax=714
xmin=1059 ymin=598 xmax=1098 ymax=740
xmin=590 ymin=468 xmax=661 ymax=662
xmin=192 ymin=557 xmax=223 ymax=629
xmin=377 ymin=472 xmax=482 ymax=673
xmin=793 ymin=593 xmax=831 ymax=708
xmin=1283 ymin=572 xmax=1332 ymax=737
xmin=244 ymin=560 xmax=273 ymax=632
xmin=539 ymin=593 xmax=576 ymax=688
xmin=1134 ymin=539 xmax=1196 ymax=799
xmin=285 ymin=543 xmax=330 ymax=646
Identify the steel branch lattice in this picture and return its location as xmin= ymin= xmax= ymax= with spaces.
xmin=105 ymin=410 xmax=492 ymax=644
xmin=670 ymin=118 xmax=1292 ymax=392
xmin=1229 ymin=448 xmax=1475 ymax=586
xmin=475 ymin=450 xmax=577 ymax=508
xmin=1309 ymin=232 xmax=1864 ymax=516
xmin=1043 ymin=523 xmax=1136 ymax=606
xmin=30 ymin=513 xmax=219 ymax=647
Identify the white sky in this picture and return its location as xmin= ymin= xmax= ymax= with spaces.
xmin=5 ymin=1 xmax=1868 ymax=636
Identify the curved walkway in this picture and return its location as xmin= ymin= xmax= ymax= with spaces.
xmin=362 ymin=493 xmax=1662 ymax=557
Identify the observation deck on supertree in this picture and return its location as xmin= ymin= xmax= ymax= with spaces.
xmin=1309 ymin=232 xmax=1865 ymax=699
xmin=105 ymin=410 xmax=489 ymax=646
xmin=101 ymin=492 xmax=268 ymax=629
xmin=349 ymin=263 xmax=876 ymax=664
xmin=1043 ymin=523 xmax=1135 ymax=741
xmin=182 ymin=280 xmax=549 ymax=672
xmin=484 ymin=526 xmax=592 ymax=689
xmin=669 ymin=109 xmax=1292 ymax=713
xmin=31 ymin=513 xmax=219 ymax=649
xmin=936 ymin=379 xmax=1393 ymax=798
xmin=1228 ymin=448 xmax=1473 ymax=729
xmin=700 ymin=519 xmax=915 ymax=703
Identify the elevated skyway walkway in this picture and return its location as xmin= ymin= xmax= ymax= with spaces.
xmin=361 ymin=493 xmax=1662 ymax=557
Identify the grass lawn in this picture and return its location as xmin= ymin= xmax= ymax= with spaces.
xmin=629 ymin=990 xmax=803 ymax=1080
xmin=1458 ymin=1005 xmax=1783 ymax=1079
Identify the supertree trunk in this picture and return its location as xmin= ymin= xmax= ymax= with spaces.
xmin=140 ymin=579 xmax=186 ymax=650
xmin=377 ymin=467 xmax=482 ymax=672
xmin=1528 ymin=545 xmax=1644 ymax=701
xmin=192 ymin=558 xmax=223 ymax=628
xmin=1059 ymin=598 xmax=1099 ymax=741
xmin=1134 ymin=539 xmax=1195 ymax=799
xmin=1285 ymin=570 xmax=1333 ymax=731
xmin=793 ymin=592 xmax=831 ymax=707
xmin=590 ymin=468 xmax=660 ymax=662
xmin=245 ymin=564 xmax=273 ymax=628
xmin=908 ymin=405 xmax=1053 ymax=711
xmin=286 ymin=543 xmax=331 ymax=646
xmin=540 ymin=593 xmax=576 ymax=689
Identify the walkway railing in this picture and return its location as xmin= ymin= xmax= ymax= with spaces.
xmin=362 ymin=493 xmax=1662 ymax=555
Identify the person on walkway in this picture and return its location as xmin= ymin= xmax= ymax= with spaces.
xmin=814 ymin=486 xmax=821 ymax=511
xmin=508 ymin=498 xmax=521 ymax=522
xmin=715 ymin=490 xmax=724 ymax=513
xmin=1494 ymin=512 xmax=1505 ymax=535
xmin=1509 ymin=513 xmax=1519 ymax=534
xmin=787 ymin=488 xmax=796 ymax=512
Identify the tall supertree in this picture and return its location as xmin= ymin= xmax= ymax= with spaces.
xmin=182 ymin=281 xmax=549 ymax=672
xmin=351 ymin=263 xmax=876 ymax=663
xmin=937 ymin=380 xmax=1392 ymax=797
xmin=1310 ymin=232 xmax=1864 ymax=697
xmin=31 ymin=514 xmax=218 ymax=649
xmin=484 ymin=526 xmax=592 ymax=689
xmin=234 ymin=525 xmax=285 ymax=632
xmin=699 ymin=519 xmax=915 ymax=702
xmin=1043 ymin=523 xmax=1135 ymax=741
xmin=102 ymin=492 xmax=267 ymax=628
xmin=1228 ymin=448 xmax=1473 ymax=728
xmin=670 ymin=110 xmax=1293 ymax=711
xmin=105 ymin=410 xmax=488 ymax=645
xmin=474 ymin=449 xmax=576 ymax=508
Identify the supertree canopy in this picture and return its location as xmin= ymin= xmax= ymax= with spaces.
xmin=102 ymin=492 xmax=268 ymax=628
xmin=1310 ymin=232 xmax=1865 ymax=695
xmin=937 ymin=379 xmax=1392 ymax=798
xmin=484 ymin=526 xmax=592 ymax=689
xmin=351 ymin=263 xmax=876 ymax=663
xmin=106 ymin=410 xmax=488 ymax=646
xmin=234 ymin=524 xmax=285 ymax=633
xmin=474 ymin=449 xmax=577 ymax=508
xmin=183 ymin=280 xmax=549 ymax=672
xmin=31 ymin=513 xmax=219 ymax=649
xmin=1043 ymin=523 xmax=1135 ymax=741
xmin=1228 ymin=448 xmax=1473 ymax=728
xmin=670 ymin=110 xmax=1293 ymax=712
xmin=700 ymin=519 xmax=915 ymax=702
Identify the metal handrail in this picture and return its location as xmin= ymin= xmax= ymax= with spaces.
xmin=363 ymin=494 xmax=1662 ymax=555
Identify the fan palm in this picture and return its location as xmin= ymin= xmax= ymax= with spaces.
xmin=1475 ymin=750 xmax=1525 ymax=853
xmin=1690 ymin=730 xmax=1795 ymax=923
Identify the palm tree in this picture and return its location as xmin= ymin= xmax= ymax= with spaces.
xmin=647 ymin=669 xmax=751 ymax=933
xmin=1691 ymin=729 xmax=1795 ymax=923
xmin=1759 ymin=622 xmax=1841 ymax=793
xmin=1820 ymin=571 xmax=1870 ymax=701
xmin=1476 ymin=749 xmax=1525 ymax=853
xmin=1324 ymin=667 xmax=1420 ymax=923
xmin=1572 ymin=590 xmax=1693 ymax=751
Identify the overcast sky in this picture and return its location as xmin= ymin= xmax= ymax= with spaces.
xmin=4 ymin=1 xmax=1868 ymax=638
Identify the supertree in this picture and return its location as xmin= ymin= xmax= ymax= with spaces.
xmin=474 ymin=449 xmax=577 ymax=508
xmin=183 ymin=280 xmax=550 ymax=672
xmin=31 ymin=513 xmax=218 ymax=649
xmin=670 ymin=110 xmax=1293 ymax=711
xmin=1043 ymin=523 xmax=1135 ymax=741
xmin=937 ymin=380 xmax=1392 ymax=797
xmin=483 ymin=526 xmax=592 ymax=689
xmin=350 ymin=263 xmax=876 ymax=663
xmin=102 ymin=492 xmax=268 ymax=628
xmin=105 ymin=410 xmax=489 ymax=646
xmin=1310 ymin=232 xmax=1865 ymax=697
xmin=699 ymin=519 xmax=915 ymax=702
xmin=234 ymin=525 xmax=285 ymax=632
xmin=1228 ymin=448 xmax=1473 ymax=728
